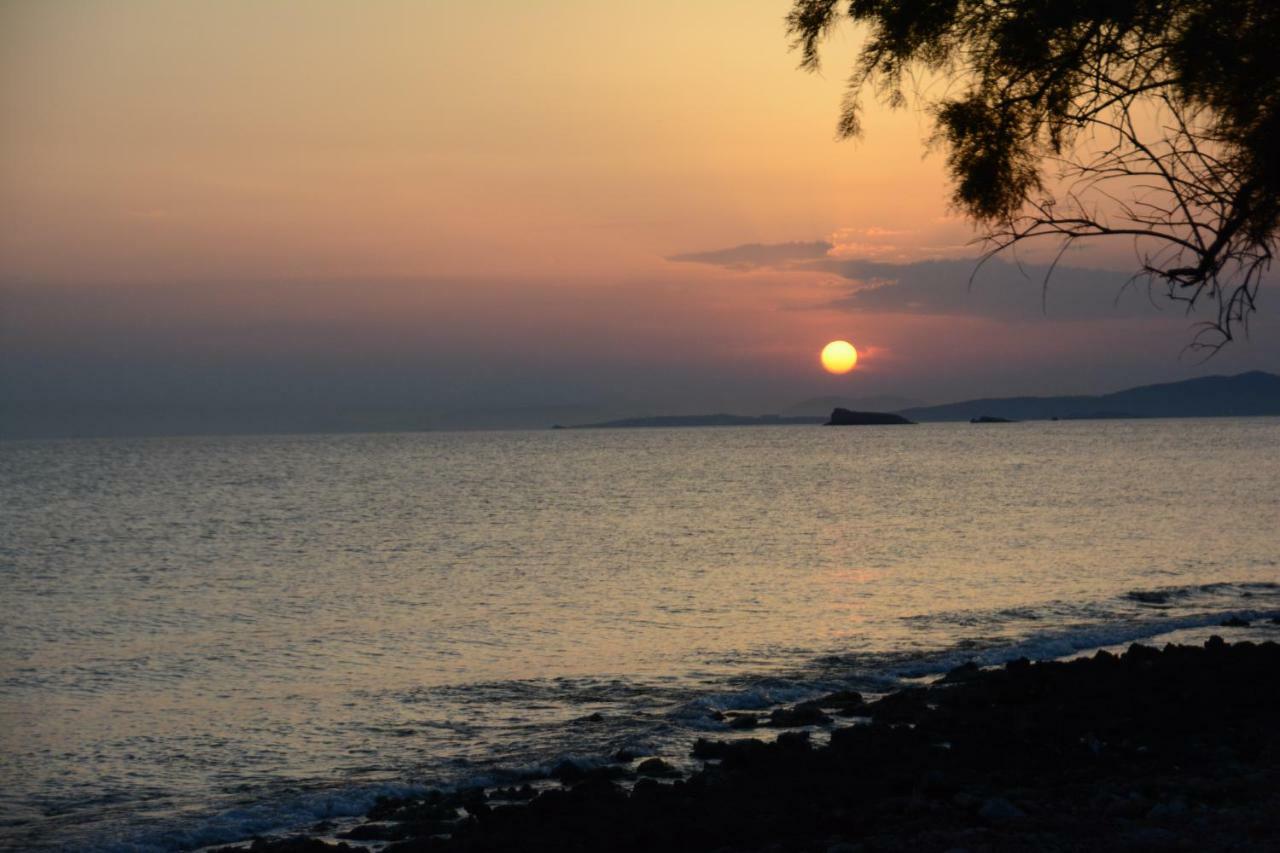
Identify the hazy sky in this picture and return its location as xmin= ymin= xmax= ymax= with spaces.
xmin=3 ymin=0 xmax=1277 ymax=436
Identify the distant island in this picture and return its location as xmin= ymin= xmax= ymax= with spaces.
xmin=825 ymin=408 xmax=914 ymax=426
xmin=558 ymin=371 xmax=1280 ymax=430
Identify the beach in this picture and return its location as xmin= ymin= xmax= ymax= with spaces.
xmin=214 ymin=635 xmax=1280 ymax=852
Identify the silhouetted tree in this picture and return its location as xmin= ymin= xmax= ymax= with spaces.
xmin=789 ymin=0 xmax=1279 ymax=348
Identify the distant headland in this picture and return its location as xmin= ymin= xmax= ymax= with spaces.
xmin=558 ymin=414 xmax=825 ymax=430
xmin=556 ymin=371 xmax=1280 ymax=430
xmin=899 ymin=370 xmax=1280 ymax=422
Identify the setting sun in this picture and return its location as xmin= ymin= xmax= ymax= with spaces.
xmin=821 ymin=340 xmax=858 ymax=374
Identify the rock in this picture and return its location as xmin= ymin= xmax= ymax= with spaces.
xmin=826 ymin=843 xmax=864 ymax=853
xmin=825 ymin=408 xmax=915 ymax=426
xmin=728 ymin=714 xmax=759 ymax=729
xmin=366 ymin=794 xmax=417 ymax=821
xmin=812 ymin=690 xmax=865 ymax=713
xmin=940 ymin=662 xmax=982 ymax=683
xmin=1104 ymin=793 xmax=1153 ymax=818
xmin=691 ymin=738 xmax=734 ymax=760
xmin=550 ymin=759 xmax=585 ymax=783
xmin=1220 ymin=616 xmax=1251 ymax=627
xmin=635 ymin=757 xmax=680 ymax=778
xmin=969 ymin=415 xmax=1016 ymax=423
xmin=233 ymin=641 xmax=1280 ymax=853
xmin=1122 ymin=827 xmax=1182 ymax=850
xmin=1147 ymin=799 xmax=1189 ymax=820
xmin=767 ymin=705 xmax=831 ymax=727
xmin=337 ymin=824 xmax=399 ymax=841
xmin=613 ymin=748 xmax=641 ymax=762
xmin=492 ymin=784 xmax=537 ymax=801
xmin=978 ymin=797 xmax=1025 ymax=822
xmin=776 ymin=730 xmax=811 ymax=750
xmin=364 ymin=792 xmax=459 ymax=825
xmin=863 ymin=688 xmax=930 ymax=724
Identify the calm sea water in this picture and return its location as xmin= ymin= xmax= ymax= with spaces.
xmin=2 ymin=420 xmax=1279 ymax=851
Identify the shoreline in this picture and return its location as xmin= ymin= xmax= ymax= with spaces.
xmin=210 ymin=635 xmax=1280 ymax=853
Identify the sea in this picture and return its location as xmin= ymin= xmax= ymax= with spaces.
xmin=2 ymin=419 xmax=1279 ymax=851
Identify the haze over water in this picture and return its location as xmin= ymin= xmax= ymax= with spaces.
xmin=3 ymin=419 xmax=1279 ymax=851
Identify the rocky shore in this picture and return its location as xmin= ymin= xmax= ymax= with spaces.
xmin=215 ymin=637 xmax=1280 ymax=852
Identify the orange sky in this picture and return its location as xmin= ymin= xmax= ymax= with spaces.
xmin=2 ymin=0 xmax=1277 ymax=436
xmin=1 ymin=0 xmax=961 ymax=282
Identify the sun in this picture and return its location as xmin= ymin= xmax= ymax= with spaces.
xmin=820 ymin=340 xmax=858 ymax=374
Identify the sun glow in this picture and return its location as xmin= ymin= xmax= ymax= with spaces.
xmin=820 ymin=340 xmax=858 ymax=374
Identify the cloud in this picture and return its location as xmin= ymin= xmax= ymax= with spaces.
xmin=667 ymin=241 xmax=832 ymax=270
xmin=815 ymin=256 xmax=1171 ymax=321
xmin=667 ymin=236 xmax=1179 ymax=322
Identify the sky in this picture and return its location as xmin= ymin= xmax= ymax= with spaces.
xmin=2 ymin=0 xmax=1278 ymax=437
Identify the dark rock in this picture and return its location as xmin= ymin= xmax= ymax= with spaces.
xmin=613 ymin=748 xmax=641 ymax=762
xmin=560 ymin=764 xmax=632 ymax=785
xmin=635 ymin=757 xmax=680 ymax=778
xmin=969 ymin=415 xmax=1016 ymax=423
xmin=776 ymin=730 xmax=811 ymax=750
xmin=367 ymin=794 xmax=417 ymax=821
xmin=492 ymin=784 xmax=537 ymax=801
xmin=863 ymin=688 xmax=930 ymax=724
xmin=1122 ymin=827 xmax=1182 ymax=850
xmin=727 ymin=714 xmax=759 ymax=729
xmin=690 ymin=737 xmax=732 ymax=760
xmin=265 ymin=641 xmax=1280 ymax=853
xmin=767 ymin=705 xmax=831 ymax=727
xmin=1147 ymin=799 xmax=1189 ymax=820
xmin=824 ymin=689 xmax=865 ymax=705
xmin=940 ymin=662 xmax=982 ymax=683
xmin=978 ymin=797 xmax=1025 ymax=822
xmin=1104 ymin=794 xmax=1154 ymax=819
xmin=1221 ymin=616 xmax=1251 ymax=627
xmin=825 ymin=408 xmax=915 ymax=426
xmin=550 ymin=759 xmax=585 ymax=783
xmin=338 ymin=824 xmax=399 ymax=841
xmin=825 ymin=843 xmax=864 ymax=853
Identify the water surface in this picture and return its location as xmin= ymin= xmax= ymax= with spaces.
xmin=2 ymin=419 xmax=1278 ymax=850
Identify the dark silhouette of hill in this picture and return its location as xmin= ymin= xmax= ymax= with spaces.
xmin=566 ymin=414 xmax=824 ymax=429
xmin=900 ymin=371 xmax=1280 ymax=422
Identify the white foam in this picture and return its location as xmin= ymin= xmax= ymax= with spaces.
xmin=889 ymin=607 xmax=1280 ymax=679
xmin=92 ymin=782 xmax=427 ymax=853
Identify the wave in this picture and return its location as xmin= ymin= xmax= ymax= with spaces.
xmin=87 ymin=782 xmax=426 ymax=853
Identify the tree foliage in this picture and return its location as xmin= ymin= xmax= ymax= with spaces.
xmin=789 ymin=0 xmax=1279 ymax=347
